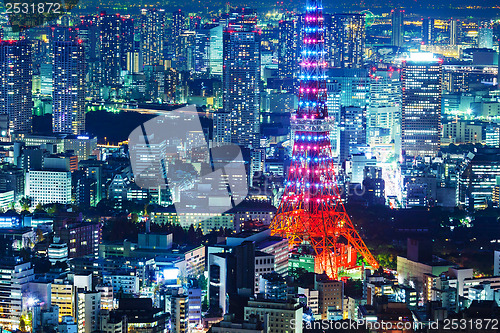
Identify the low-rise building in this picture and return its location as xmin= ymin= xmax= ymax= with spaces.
xmin=244 ymin=299 xmax=303 ymax=333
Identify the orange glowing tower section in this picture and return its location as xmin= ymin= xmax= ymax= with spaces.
xmin=270 ymin=0 xmax=379 ymax=278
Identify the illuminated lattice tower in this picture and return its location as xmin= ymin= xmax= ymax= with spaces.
xmin=270 ymin=0 xmax=379 ymax=278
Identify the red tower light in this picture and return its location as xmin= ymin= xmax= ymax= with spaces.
xmin=270 ymin=0 xmax=379 ymax=279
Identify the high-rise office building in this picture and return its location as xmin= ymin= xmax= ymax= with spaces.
xmin=77 ymin=17 xmax=100 ymax=61
xmin=498 ymin=51 xmax=500 ymax=89
xmin=401 ymin=54 xmax=442 ymax=157
xmin=0 ymin=39 xmax=33 ymax=133
xmin=193 ymin=23 xmax=223 ymax=76
xmin=339 ymin=106 xmax=366 ymax=163
xmin=100 ymin=12 xmax=122 ymax=86
xmin=189 ymin=15 xmax=202 ymax=30
xmin=144 ymin=65 xmax=166 ymax=102
xmin=194 ymin=24 xmax=211 ymax=74
xmin=278 ymin=19 xmax=298 ymax=78
xmin=170 ymin=294 xmax=188 ymax=333
xmin=223 ymin=24 xmax=261 ymax=148
xmin=120 ymin=17 xmax=135 ymax=68
xmin=213 ymin=110 xmax=231 ymax=146
xmin=176 ymin=30 xmax=196 ymax=71
xmin=315 ymin=276 xmax=344 ymax=320
xmin=478 ymin=25 xmax=493 ymax=49
xmin=326 ymin=80 xmax=342 ymax=156
xmin=78 ymin=18 xmax=101 ymax=99
xmin=52 ymin=41 xmax=86 ymax=135
xmin=209 ymin=24 xmax=223 ymax=77
xmin=172 ymin=10 xmax=186 ymax=65
xmin=208 ymin=241 xmax=255 ymax=315
xmin=449 ymin=19 xmax=460 ymax=46
xmin=141 ymin=8 xmax=165 ymax=67
xmin=457 ymin=148 xmax=500 ymax=208
xmin=52 ymin=278 xmax=76 ymax=321
xmin=422 ymin=18 xmax=434 ymax=45
xmin=391 ymin=8 xmax=405 ymax=47
xmin=172 ymin=10 xmax=186 ymax=38
xmin=328 ymin=13 xmax=365 ymax=68
xmin=126 ymin=41 xmax=142 ymax=73
xmin=368 ymin=68 xmax=402 ymax=145
xmin=327 ymin=68 xmax=369 ymax=159
xmin=327 ymin=68 xmax=369 ymax=109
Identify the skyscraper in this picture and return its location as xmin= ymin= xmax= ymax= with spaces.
xmin=449 ymin=19 xmax=460 ymax=46
xmin=391 ymin=9 xmax=405 ymax=47
xmin=194 ymin=23 xmax=224 ymax=76
xmin=53 ymin=41 xmax=86 ymax=135
xmin=176 ymin=30 xmax=196 ymax=71
xmin=327 ymin=68 xmax=369 ymax=109
xmin=77 ymin=17 xmax=100 ymax=61
xmin=401 ymin=54 xmax=442 ymax=157
xmin=223 ymin=24 xmax=261 ymax=148
xmin=100 ymin=12 xmax=122 ymax=86
xmin=120 ymin=17 xmax=135 ymax=68
xmin=78 ymin=17 xmax=101 ymax=99
xmin=0 ymin=39 xmax=32 ymax=133
xmin=478 ymin=25 xmax=493 ymax=49
xmin=194 ymin=24 xmax=212 ymax=74
xmin=172 ymin=10 xmax=186 ymax=65
xmin=498 ymin=51 xmax=500 ymax=89
xmin=172 ymin=9 xmax=186 ymax=38
xmin=339 ymin=106 xmax=366 ymax=162
xmin=141 ymin=8 xmax=165 ymax=67
xmin=368 ymin=68 xmax=401 ymax=145
xmin=213 ymin=110 xmax=231 ymax=146
xmin=327 ymin=13 xmax=365 ymax=68
xmin=422 ymin=18 xmax=434 ymax=45
xmin=209 ymin=24 xmax=223 ymax=77
xmin=327 ymin=68 xmax=369 ymax=159
xmin=278 ymin=19 xmax=298 ymax=78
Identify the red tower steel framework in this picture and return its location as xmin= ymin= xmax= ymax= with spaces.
xmin=270 ymin=0 xmax=379 ymax=279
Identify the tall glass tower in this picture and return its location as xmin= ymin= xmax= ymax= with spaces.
xmin=223 ymin=22 xmax=261 ymax=148
xmin=141 ymin=8 xmax=165 ymax=67
xmin=0 ymin=40 xmax=32 ymax=133
xmin=100 ymin=12 xmax=122 ymax=86
xmin=402 ymin=54 xmax=442 ymax=157
xmin=391 ymin=8 xmax=405 ymax=47
xmin=52 ymin=41 xmax=86 ymax=135
xmin=327 ymin=13 xmax=365 ymax=69
xmin=278 ymin=19 xmax=298 ymax=79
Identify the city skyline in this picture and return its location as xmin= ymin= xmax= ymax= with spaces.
xmin=0 ymin=0 xmax=499 ymax=332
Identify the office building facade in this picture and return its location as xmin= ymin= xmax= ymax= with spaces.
xmin=26 ymin=170 xmax=72 ymax=205
xmin=391 ymin=9 xmax=405 ymax=47
xmin=401 ymin=55 xmax=442 ymax=157
xmin=141 ymin=8 xmax=165 ymax=67
xmin=52 ymin=41 xmax=86 ymax=135
xmin=328 ymin=13 xmax=365 ymax=69
xmin=223 ymin=26 xmax=261 ymax=148
xmin=0 ymin=40 xmax=33 ymax=133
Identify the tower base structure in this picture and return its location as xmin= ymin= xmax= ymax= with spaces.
xmin=272 ymin=209 xmax=378 ymax=279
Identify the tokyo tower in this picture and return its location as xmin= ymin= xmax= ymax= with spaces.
xmin=270 ymin=0 xmax=379 ymax=279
